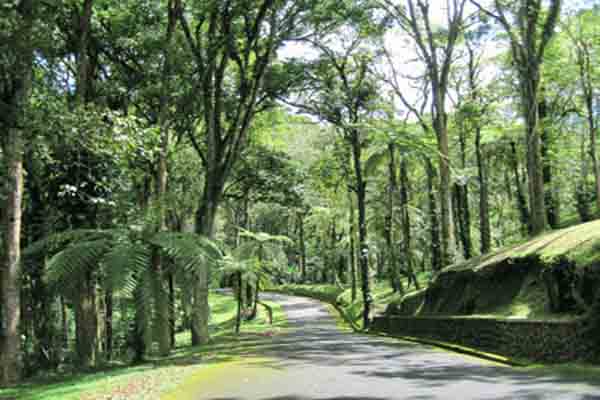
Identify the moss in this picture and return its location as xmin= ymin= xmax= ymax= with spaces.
xmin=387 ymin=221 xmax=600 ymax=320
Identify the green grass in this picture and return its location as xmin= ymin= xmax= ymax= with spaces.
xmin=447 ymin=220 xmax=600 ymax=274
xmin=0 ymin=292 xmax=287 ymax=400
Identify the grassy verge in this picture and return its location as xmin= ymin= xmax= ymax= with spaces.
xmin=274 ymin=277 xmax=429 ymax=331
xmin=0 ymin=292 xmax=286 ymax=400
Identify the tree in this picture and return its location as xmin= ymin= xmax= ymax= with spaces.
xmin=150 ymin=0 xmax=182 ymax=358
xmin=27 ymin=229 xmax=221 ymax=361
xmin=0 ymin=0 xmax=35 ymax=384
xmin=178 ymin=0 xmax=324 ymax=345
xmin=472 ymin=0 xmax=562 ymax=235
xmin=381 ymin=0 xmax=468 ymax=267
xmin=564 ymin=9 xmax=600 ymax=216
xmin=287 ymin=24 xmax=381 ymax=327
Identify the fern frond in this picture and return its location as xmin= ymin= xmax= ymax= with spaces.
xmin=24 ymin=229 xmax=120 ymax=258
xmin=103 ymin=242 xmax=150 ymax=297
xmin=46 ymin=238 xmax=112 ymax=294
xmin=150 ymin=231 xmax=222 ymax=274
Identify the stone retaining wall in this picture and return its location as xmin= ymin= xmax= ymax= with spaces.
xmin=371 ymin=315 xmax=591 ymax=362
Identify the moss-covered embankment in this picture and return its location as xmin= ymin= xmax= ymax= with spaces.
xmin=377 ymin=220 xmax=600 ymax=362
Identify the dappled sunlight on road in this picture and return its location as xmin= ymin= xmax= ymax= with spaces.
xmin=169 ymin=293 xmax=600 ymax=400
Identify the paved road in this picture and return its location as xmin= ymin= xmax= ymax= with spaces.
xmin=182 ymin=293 xmax=600 ymax=400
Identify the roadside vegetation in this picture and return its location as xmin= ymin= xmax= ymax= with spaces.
xmin=0 ymin=292 xmax=286 ymax=400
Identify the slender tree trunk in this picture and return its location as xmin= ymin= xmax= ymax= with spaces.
xmin=25 ymin=174 xmax=57 ymax=369
xmin=573 ymin=41 xmax=599 ymax=217
xmin=297 ymin=212 xmax=307 ymax=283
xmin=251 ymin=280 xmax=260 ymax=321
xmin=350 ymin=133 xmax=371 ymax=329
xmin=475 ymin=127 xmax=491 ymax=254
xmin=71 ymin=0 xmax=100 ymax=369
xmin=132 ymin=284 xmax=148 ymax=364
xmin=385 ymin=144 xmax=403 ymax=293
xmin=235 ymin=272 xmax=242 ymax=334
xmin=523 ymin=79 xmax=546 ymax=235
xmin=0 ymin=0 xmax=34 ymax=384
xmin=399 ymin=157 xmax=418 ymax=289
xmin=539 ymin=97 xmax=558 ymax=228
xmin=151 ymin=251 xmax=170 ymax=356
xmin=586 ymin=92 xmax=600 ymax=216
xmin=510 ymin=141 xmax=531 ymax=234
xmin=456 ymin=127 xmax=472 ymax=259
xmin=75 ymin=0 xmax=94 ymax=105
xmin=465 ymin=42 xmax=491 ymax=254
xmin=169 ymin=272 xmax=176 ymax=348
xmin=348 ymin=193 xmax=357 ymax=302
xmin=435 ymin=117 xmax=455 ymax=267
xmin=104 ymin=290 xmax=113 ymax=360
xmin=577 ymin=131 xmax=592 ymax=222
xmin=61 ymin=296 xmax=69 ymax=349
xmin=151 ymin=0 xmax=180 ymax=357
xmin=424 ymin=157 xmax=442 ymax=272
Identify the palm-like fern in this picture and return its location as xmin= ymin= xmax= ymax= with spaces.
xmin=25 ymin=228 xmax=222 ymax=362
xmin=228 ymin=229 xmax=292 ymax=323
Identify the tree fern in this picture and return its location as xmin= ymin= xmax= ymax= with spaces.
xmin=26 ymin=228 xmax=223 ymax=361
xmin=45 ymin=238 xmax=112 ymax=294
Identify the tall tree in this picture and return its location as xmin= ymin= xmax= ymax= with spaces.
xmin=0 ymin=0 xmax=35 ymax=384
xmin=178 ymin=0 xmax=322 ymax=344
xmin=287 ymin=30 xmax=380 ymax=328
xmin=565 ymin=11 xmax=600 ymax=216
xmin=151 ymin=0 xmax=182 ymax=357
xmin=472 ymin=0 xmax=562 ymax=235
xmin=381 ymin=0 xmax=468 ymax=267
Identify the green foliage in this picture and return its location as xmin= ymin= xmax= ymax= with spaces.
xmin=26 ymin=228 xmax=222 ymax=312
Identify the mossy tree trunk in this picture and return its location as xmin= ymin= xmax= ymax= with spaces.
xmin=400 ymin=157 xmax=418 ymax=289
xmin=385 ymin=144 xmax=403 ymax=293
xmin=475 ymin=126 xmax=491 ymax=254
xmin=424 ymin=157 xmax=442 ymax=272
xmin=456 ymin=121 xmax=472 ymax=259
xmin=539 ymin=96 xmax=559 ymax=228
xmin=350 ymin=130 xmax=371 ymax=330
xmin=348 ymin=191 xmax=357 ymax=302
xmin=74 ymin=272 xmax=97 ymax=368
xmin=510 ymin=141 xmax=531 ymax=235
xmin=297 ymin=211 xmax=307 ymax=283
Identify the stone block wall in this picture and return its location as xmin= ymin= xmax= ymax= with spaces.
xmin=371 ymin=315 xmax=590 ymax=362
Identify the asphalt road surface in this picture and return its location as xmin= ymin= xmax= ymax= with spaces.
xmin=180 ymin=293 xmax=600 ymax=400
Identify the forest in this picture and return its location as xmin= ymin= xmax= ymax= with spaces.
xmin=2 ymin=0 xmax=600 ymax=392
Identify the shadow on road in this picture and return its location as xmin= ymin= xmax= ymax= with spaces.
xmin=170 ymin=293 xmax=600 ymax=399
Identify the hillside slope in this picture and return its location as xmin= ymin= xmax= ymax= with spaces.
xmin=387 ymin=220 xmax=600 ymax=320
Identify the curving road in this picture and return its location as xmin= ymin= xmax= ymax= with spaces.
xmin=179 ymin=293 xmax=600 ymax=400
